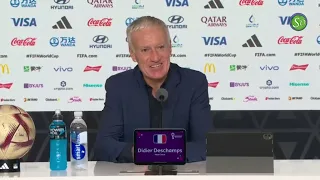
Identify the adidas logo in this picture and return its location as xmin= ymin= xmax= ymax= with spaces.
xmin=52 ymin=16 xmax=72 ymax=29
xmin=242 ymin=34 xmax=262 ymax=47
xmin=204 ymin=0 xmax=224 ymax=9
xmin=0 ymin=163 xmax=9 ymax=170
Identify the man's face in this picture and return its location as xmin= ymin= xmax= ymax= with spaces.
xmin=129 ymin=26 xmax=172 ymax=81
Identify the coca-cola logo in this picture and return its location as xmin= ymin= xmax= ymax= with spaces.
xmin=239 ymin=0 xmax=264 ymax=6
xmin=278 ymin=36 xmax=303 ymax=44
xmin=11 ymin=37 xmax=36 ymax=46
xmin=87 ymin=18 xmax=112 ymax=26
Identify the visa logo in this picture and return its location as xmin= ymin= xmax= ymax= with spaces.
xmin=165 ymin=0 xmax=189 ymax=7
xmin=12 ymin=18 xmax=37 ymax=27
xmin=279 ymin=16 xmax=291 ymax=25
xmin=202 ymin=37 xmax=227 ymax=45
xmin=153 ymin=134 xmax=167 ymax=144
xmin=260 ymin=65 xmax=279 ymax=70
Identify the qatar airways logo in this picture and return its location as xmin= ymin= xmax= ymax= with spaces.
xmin=87 ymin=18 xmax=112 ymax=27
xmin=278 ymin=36 xmax=303 ymax=44
xmin=11 ymin=37 xmax=36 ymax=46
xmin=68 ymin=96 xmax=82 ymax=103
xmin=239 ymin=0 xmax=264 ymax=6
xmin=83 ymin=66 xmax=102 ymax=72
xmin=0 ymin=83 xmax=13 ymax=89
xmin=208 ymin=82 xmax=219 ymax=88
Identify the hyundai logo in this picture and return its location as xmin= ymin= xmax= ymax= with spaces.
xmin=93 ymin=35 xmax=109 ymax=43
xmin=49 ymin=37 xmax=59 ymax=47
xmin=54 ymin=0 xmax=70 ymax=4
xmin=168 ymin=15 xmax=184 ymax=24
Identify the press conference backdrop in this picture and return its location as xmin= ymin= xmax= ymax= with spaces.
xmin=1 ymin=0 xmax=319 ymax=111
xmin=1 ymin=0 xmax=320 ymax=162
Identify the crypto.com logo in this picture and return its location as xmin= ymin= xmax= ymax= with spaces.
xmin=204 ymin=63 xmax=216 ymax=73
xmin=0 ymin=64 xmax=10 ymax=74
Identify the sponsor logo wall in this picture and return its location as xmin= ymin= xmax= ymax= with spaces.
xmin=0 ymin=0 xmax=318 ymax=111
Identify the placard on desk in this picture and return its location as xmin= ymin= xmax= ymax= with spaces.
xmin=133 ymin=128 xmax=186 ymax=165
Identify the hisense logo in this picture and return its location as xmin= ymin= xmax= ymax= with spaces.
xmin=83 ymin=83 xmax=103 ymax=88
xmin=289 ymin=82 xmax=309 ymax=87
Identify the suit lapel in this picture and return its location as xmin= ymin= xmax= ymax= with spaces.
xmin=162 ymin=64 xmax=181 ymax=128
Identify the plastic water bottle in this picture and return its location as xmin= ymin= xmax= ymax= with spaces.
xmin=49 ymin=109 xmax=67 ymax=171
xmin=70 ymin=111 xmax=88 ymax=170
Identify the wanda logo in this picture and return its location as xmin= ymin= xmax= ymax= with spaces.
xmin=289 ymin=64 xmax=308 ymax=71
xmin=88 ymin=18 xmax=112 ymax=26
xmin=278 ymin=36 xmax=303 ymax=44
xmin=208 ymin=82 xmax=219 ymax=88
xmin=83 ymin=66 xmax=102 ymax=72
xmin=0 ymin=83 xmax=13 ymax=89
xmin=239 ymin=0 xmax=264 ymax=6
xmin=11 ymin=38 xmax=36 ymax=46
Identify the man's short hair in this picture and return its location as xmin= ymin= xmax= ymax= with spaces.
xmin=126 ymin=16 xmax=171 ymax=52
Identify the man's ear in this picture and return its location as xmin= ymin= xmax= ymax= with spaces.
xmin=129 ymin=47 xmax=137 ymax=62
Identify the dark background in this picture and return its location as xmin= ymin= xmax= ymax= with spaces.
xmin=22 ymin=110 xmax=320 ymax=162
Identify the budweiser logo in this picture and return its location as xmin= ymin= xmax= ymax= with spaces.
xmin=84 ymin=66 xmax=102 ymax=72
xmin=239 ymin=0 xmax=264 ymax=6
xmin=289 ymin=64 xmax=308 ymax=71
xmin=11 ymin=37 xmax=36 ymax=46
xmin=208 ymin=82 xmax=219 ymax=88
xmin=278 ymin=36 xmax=303 ymax=44
xmin=88 ymin=18 xmax=112 ymax=26
xmin=0 ymin=83 xmax=13 ymax=89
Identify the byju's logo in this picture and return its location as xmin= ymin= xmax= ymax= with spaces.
xmin=49 ymin=37 xmax=76 ymax=47
xmin=202 ymin=37 xmax=227 ymax=45
xmin=132 ymin=0 xmax=144 ymax=9
xmin=279 ymin=13 xmax=307 ymax=31
xmin=24 ymin=83 xmax=43 ymax=88
xmin=52 ymin=16 xmax=72 ymax=29
xmin=201 ymin=16 xmax=227 ymax=27
xmin=278 ymin=0 xmax=304 ymax=6
xmin=89 ymin=35 xmax=112 ymax=49
xmin=54 ymin=66 xmax=73 ymax=72
xmin=12 ymin=18 xmax=37 ymax=27
xmin=87 ymin=0 xmax=113 ymax=8
xmin=260 ymin=65 xmax=279 ymax=71
xmin=167 ymin=15 xmax=187 ymax=29
xmin=230 ymin=82 xmax=249 ymax=87
xmin=204 ymin=0 xmax=223 ymax=9
xmin=112 ymin=66 xmax=132 ymax=71
xmin=51 ymin=0 xmax=73 ymax=10
xmin=10 ymin=0 xmax=36 ymax=8
xmin=165 ymin=0 xmax=189 ymax=7
xmin=246 ymin=15 xmax=259 ymax=28
xmin=125 ymin=17 xmax=138 ymax=26
xmin=242 ymin=34 xmax=262 ymax=47
xmin=171 ymin=35 xmax=182 ymax=48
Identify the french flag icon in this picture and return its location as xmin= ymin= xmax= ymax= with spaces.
xmin=153 ymin=134 xmax=167 ymax=144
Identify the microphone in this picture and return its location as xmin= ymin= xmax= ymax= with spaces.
xmin=155 ymin=88 xmax=168 ymax=128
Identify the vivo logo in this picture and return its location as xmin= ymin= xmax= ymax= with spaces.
xmin=260 ymin=65 xmax=279 ymax=70
xmin=54 ymin=66 xmax=73 ymax=72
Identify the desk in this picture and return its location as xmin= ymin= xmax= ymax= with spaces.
xmin=0 ymin=160 xmax=320 ymax=179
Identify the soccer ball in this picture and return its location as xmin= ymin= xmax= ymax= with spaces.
xmin=0 ymin=105 xmax=36 ymax=160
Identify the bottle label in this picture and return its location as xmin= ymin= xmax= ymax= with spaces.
xmin=71 ymin=131 xmax=87 ymax=160
xmin=49 ymin=123 xmax=66 ymax=139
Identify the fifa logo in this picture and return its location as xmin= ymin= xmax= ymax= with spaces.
xmin=204 ymin=63 xmax=215 ymax=73
xmin=0 ymin=64 xmax=9 ymax=74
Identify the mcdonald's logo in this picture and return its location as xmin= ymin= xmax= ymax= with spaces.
xmin=0 ymin=64 xmax=9 ymax=74
xmin=204 ymin=63 xmax=215 ymax=73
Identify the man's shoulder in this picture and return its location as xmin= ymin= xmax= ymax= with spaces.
xmin=176 ymin=65 xmax=207 ymax=83
xmin=105 ymin=69 xmax=135 ymax=88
